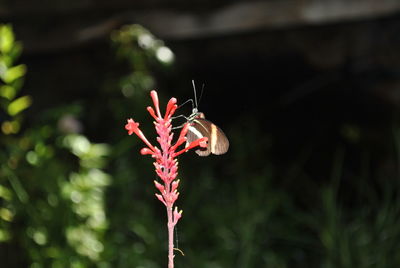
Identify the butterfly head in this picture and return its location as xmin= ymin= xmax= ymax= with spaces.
xmin=188 ymin=107 xmax=205 ymax=122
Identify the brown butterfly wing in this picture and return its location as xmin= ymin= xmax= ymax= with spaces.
xmin=211 ymin=124 xmax=229 ymax=155
xmin=199 ymin=118 xmax=229 ymax=155
xmin=186 ymin=118 xmax=229 ymax=156
xmin=186 ymin=119 xmax=212 ymax=156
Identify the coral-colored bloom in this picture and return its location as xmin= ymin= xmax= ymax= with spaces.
xmin=125 ymin=90 xmax=207 ymax=189
xmin=125 ymin=90 xmax=207 ymax=268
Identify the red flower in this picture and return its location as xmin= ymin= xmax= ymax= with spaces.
xmin=125 ymin=90 xmax=207 ymax=183
xmin=125 ymin=90 xmax=207 ymax=267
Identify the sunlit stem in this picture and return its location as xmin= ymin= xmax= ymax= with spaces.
xmin=167 ymin=205 xmax=175 ymax=268
xmin=165 ymin=178 xmax=175 ymax=268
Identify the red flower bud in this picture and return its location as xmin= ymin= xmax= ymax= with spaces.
xmin=154 ymin=180 xmax=165 ymax=193
xmin=165 ymin=98 xmax=177 ymax=120
xmin=171 ymin=179 xmax=180 ymax=192
xmin=150 ymin=90 xmax=161 ymax=118
xmin=125 ymin=119 xmax=139 ymax=135
xmin=173 ymin=207 xmax=182 ymax=224
xmin=140 ymin=148 xmax=154 ymax=155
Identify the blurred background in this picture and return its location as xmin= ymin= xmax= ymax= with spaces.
xmin=1 ymin=1 xmax=400 ymax=267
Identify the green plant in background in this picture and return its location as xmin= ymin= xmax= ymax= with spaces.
xmin=0 ymin=24 xmax=30 ymax=135
xmin=0 ymin=24 xmax=112 ymax=267
xmin=313 ymin=149 xmax=400 ymax=268
xmin=111 ymin=24 xmax=174 ymax=99
xmin=0 ymin=23 xmax=30 ymax=243
xmin=15 ymin=127 xmax=111 ymax=268
xmin=61 ymin=134 xmax=111 ymax=264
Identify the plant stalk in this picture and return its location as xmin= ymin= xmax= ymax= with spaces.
xmin=167 ymin=205 xmax=174 ymax=268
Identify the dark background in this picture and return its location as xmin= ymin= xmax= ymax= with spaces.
xmin=1 ymin=1 xmax=400 ymax=267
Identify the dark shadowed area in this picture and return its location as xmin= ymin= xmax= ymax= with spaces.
xmin=1 ymin=1 xmax=400 ymax=267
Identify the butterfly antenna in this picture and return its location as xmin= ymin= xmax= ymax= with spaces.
xmin=198 ymin=83 xmax=205 ymax=106
xmin=192 ymin=80 xmax=198 ymax=109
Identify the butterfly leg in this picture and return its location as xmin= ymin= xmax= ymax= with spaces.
xmin=172 ymin=122 xmax=187 ymax=130
xmin=177 ymin=98 xmax=195 ymax=110
xmin=171 ymin=114 xmax=189 ymax=121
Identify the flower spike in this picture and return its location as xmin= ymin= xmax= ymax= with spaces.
xmin=125 ymin=90 xmax=206 ymax=268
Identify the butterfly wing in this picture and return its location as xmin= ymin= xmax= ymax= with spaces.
xmin=186 ymin=118 xmax=229 ymax=156
xmin=186 ymin=119 xmax=212 ymax=156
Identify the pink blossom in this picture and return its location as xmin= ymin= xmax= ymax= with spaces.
xmin=125 ymin=90 xmax=207 ymax=268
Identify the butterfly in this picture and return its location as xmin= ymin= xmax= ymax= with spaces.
xmin=184 ymin=81 xmax=229 ymax=156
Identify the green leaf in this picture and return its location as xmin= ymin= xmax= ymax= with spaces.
xmin=0 ymin=85 xmax=16 ymax=100
xmin=4 ymin=168 xmax=29 ymax=203
xmin=0 ymin=25 xmax=15 ymax=54
xmin=0 ymin=228 xmax=11 ymax=242
xmin=0 ymin=185 xmax=13 ymax=200
xmin=1 ymin=64 xmax=26 ymax=83
xmin=7 ymin=95 xmax=32 ymax=116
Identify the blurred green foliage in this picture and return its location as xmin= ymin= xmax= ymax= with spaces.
xmin=0 ymin=24 xmax=111 ymax=267
xmin=1 ymin=23 xmax=400 ymax=268
xmin=111 ymin=24 xmax=174 ymax=99
xmin=0 ymin=24 xmax=29 ymax=134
